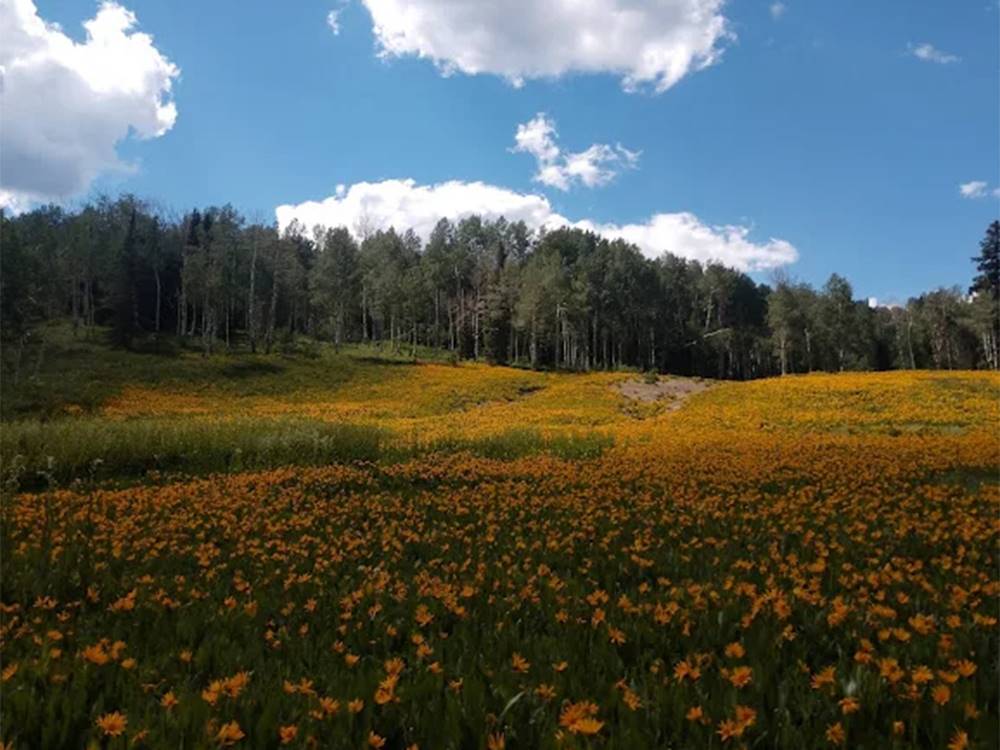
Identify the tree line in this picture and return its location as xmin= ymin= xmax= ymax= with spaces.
xmin=2 ymin=195 xmax=998 ymax=379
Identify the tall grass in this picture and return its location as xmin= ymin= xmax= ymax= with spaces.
xmin=1 ymin=418 xmax=612 ymax=488
xmin=1 ymin=418 xmax=386 ymax=488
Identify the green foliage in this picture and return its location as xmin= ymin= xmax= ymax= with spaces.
xmin=3 ymin=196 xmax=998 ymax=379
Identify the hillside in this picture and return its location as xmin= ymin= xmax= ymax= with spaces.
xmin=2 ymin=326 xmax=997 ymax=488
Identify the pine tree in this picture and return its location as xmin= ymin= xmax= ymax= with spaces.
xmin=970 ymin=220 xmax=1000 ymax=299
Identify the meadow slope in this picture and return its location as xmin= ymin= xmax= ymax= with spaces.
xmin=1 ymin=335 xmax=998 ymax=749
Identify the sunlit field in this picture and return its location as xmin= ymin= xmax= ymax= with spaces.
xmin=2 ymin=340 xmax=998 ymax=749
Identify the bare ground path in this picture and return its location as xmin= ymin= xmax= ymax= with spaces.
xmin=616 ymin=377 xmax=713 ymax=410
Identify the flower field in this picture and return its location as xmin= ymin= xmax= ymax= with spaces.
xmin=2 ymin=365 xmax=998 ymax=748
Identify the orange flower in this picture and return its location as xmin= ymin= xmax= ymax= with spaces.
xmin=216 ymin=721 xmax=245 ymax=746
xmin=932 ymin=685 xmax=951 ymax=706
xmin=910 ymin=665 xmax=933 ymax=684
xmin=717 ymin=719 xmax=744 ymax=743
xmin=559 ymin=701 xmax=604 ymax=735
xmin=674 ymin=659 xmax=701 ymax=683
xmin=622 ymin=688 xmax=641 ymax=711
xmin=82 ymin=644 xmax=111 ymax=666
xmin=955 ymin=660 xmax=977 ymax=678
xmin=223 ymin=672 xmax=250 ymax=698
xmin=947 ymin=730 xmax=969 ymax=750
xmin=161 ymin=691 xmax=178 ymax=710
xmin=825 ymin=722 xmax=845 ymax=746
xmin=838 ymin=697 xmax=860 ymax=715
xmin=348 ymin=698 xmax=364 ymax=714
xmin=724 ymin=642 xmax=745 ymax=659
xmin=368 ymin=732 xmax=386 ymax=748
xmin=685 ymin=706 xmax=704 ymax=722
xmin=279 ymin=725 xmax=298 ymax=745
xmin=734 ymin=705 xmax=757 ymax=729
xmin=511 ymin=653 xmax=530 ymax=673
xmin=96 ymin=712 xmax=127 ymax=737
xmin=318 ymin=697 xmax=340 ymax=716
xmin=487 ymin=733 xmax=505 ymax=750
xmin=536 ymin=683 xmax=556 ymax=702
xmin=723 ymin=666 xmax=753 ymax=689
xmin=810 ymin=666 xmax=836 ymax=690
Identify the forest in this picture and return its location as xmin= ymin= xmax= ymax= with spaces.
xmin=2 ymin=196 xmax=998 ymax=379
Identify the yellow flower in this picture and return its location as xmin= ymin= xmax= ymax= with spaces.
xmin=161 ymin=691 xmax=178 ymax=710
xmin=279 ymin=725 xmax=298 ymax=745
xmin=947 ymin=730 xmax=969 ymax=750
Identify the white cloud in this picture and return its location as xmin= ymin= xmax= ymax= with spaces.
xmin=276 ymin=178 xmax=798 ymax=271
xmin=0 ymin=0 xmax=179 ymax=207
xmin=512 ymin=114 xmax=639 ymax=191
xmin=326 ymin=9 xmax=341 ymax=35
xmin=360 ymin=0 xmax=732 ymax=93
xmin=909 ymin=42 xmax=960 ymax=64
xmin=769 ymin=2 xmax=786 ymax=20
xmin=960 ymin=180 xmax=989 ymax=199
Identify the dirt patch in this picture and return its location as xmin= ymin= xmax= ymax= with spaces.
xmin=616 ymin=377 xmax=712 ymax=410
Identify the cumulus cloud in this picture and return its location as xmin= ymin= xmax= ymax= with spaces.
xmin=360 ymin=0 xmax=732 ymax=93
xmin=959 ymin=181 xmax=988 ymax=199
xmin=0 ymin=0 xmax=179 ymax=207
xmin=512 ymin=114 xmax=639 ymax=191
xmin=276 ymin=179 xmax=798 ymax=271
xmin=908 ymin=42 xmax=960 ymax=64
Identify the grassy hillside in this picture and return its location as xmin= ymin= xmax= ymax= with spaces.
xmin=2 ymin=325 xmax=998 ymax=488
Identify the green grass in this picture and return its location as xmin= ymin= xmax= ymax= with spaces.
xmin=1 ymin=417 xmax=612 ymax=489
xmin=1 ymin=322 xmax=457 ymax=421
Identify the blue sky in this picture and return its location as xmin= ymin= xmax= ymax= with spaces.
xmin=7 ymin=0 xmax=1000 ymax=301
